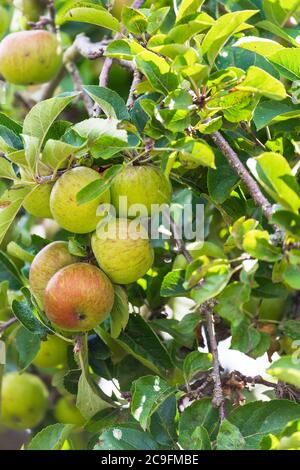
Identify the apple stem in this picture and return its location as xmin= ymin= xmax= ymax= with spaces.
xmin=73 ymin=333 xmax=84 ymax=354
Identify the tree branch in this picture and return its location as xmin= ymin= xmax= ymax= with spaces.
xmin=40 ymin=66 xmax=66 ymax=100
xmin=64 ymin=61 xmax=94 ymax=117
xmin=127 ymin=68 xmax=142 ymax=109
xmin=211 ymin=131 xmax=273 ymax=220
xmin=0 ymin=317 xmax=17 ymax=334
xmin=201 ymin=300 xmax=226 ymax=421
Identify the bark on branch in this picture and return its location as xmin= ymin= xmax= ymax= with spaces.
xmin=211 ymin=131 xmax=273 ymax=220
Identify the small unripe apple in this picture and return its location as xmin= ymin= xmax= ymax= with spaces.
xmin=110 ymin=165 xmax=172 ymax=218
xmin=23 ymin=183 xmax=53 ymax=219
xmin=33 ymin=334 xmax=68 ymax=368
xmin=54 ymin=396 xmax=85 ymax=426
xmin=0 ymin=6 xmax=10 ymax=38
xmin=1 ymin=372 xmax=49 ymax=430
xmin=29 ymin=241 xmax=78 ymax=307
xmin=91 ymin=218 xmax=154 ymax=284
xmin=0 ymin=30 xmax=62 ymax=85
xmin=259 ymin=297 xmax=286 ymax=322
xmin=50 ymin=167 xmax=111 ymax=234
xmin=14 ymin=0 xmax=46 ymax=22
xmin=44 ymin=263 xmax=114 ymax=331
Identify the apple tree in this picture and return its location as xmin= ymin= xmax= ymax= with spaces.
xmin=1 ymin=0 xmax=300 ymax=451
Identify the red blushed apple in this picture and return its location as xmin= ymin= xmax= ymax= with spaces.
xmin=44 ymin=263 xmax=114 ymax=332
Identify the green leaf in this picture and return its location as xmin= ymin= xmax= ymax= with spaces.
xmin=110 ymin=286 xmax=129 ymax=339
xmin=104 ymin=39 xmax=133 ymax=60
xmin=94 ymin=426 xmax=159 ymax=450
xmin=257 ymin=20 xmax=299 ymax=47
xmin=282 ymin=320 xmax=300 ymax=340
xmin=177 ymin=0 xmax=204 ymax=22
xmin=160 ymin=269 xmax=187 ymax=297
xmin=15 ymin=327 xmax=41 ymax=369
xmin=233 ymin=36 xmax=284 ymax=58
xmin=27 ymin=423 xmax=74 ymax=450
xmin=96 ymin=314 xmax=173 ymax=377
xmin=0 ymin=186 xmax=32 ymax=245
xmin=84 ymin=86 xmax=130 ymax=121
xmin=23 ymin=93 xmax=78 ymax=152
xmin=147 ymin=7 xmax=170 ymax=35
xmin=0 ymin=125 xmax=23 ymax=153
xmin=253 ymin=101 xmax=300 ymax=130
xmin=216 ymin=419 xmax=246 ymax=450
xmin=269 ymin=48 xmax=300 ymax=81
xmin=42 ymin=138 xmax=87 ymax=172
xmin=228 ymin=400 xmax=300 ymax=449
xmin=131 ymin=375 xmax=176 ymax=431
xmin=183 ymin=351 xmax=212 ymax=383
xmin=236 ymin=66 xmax=286 ymax=100
xmin=263 ymin=0 xmax=300 ymax=26
xmin=76 ymin=164 xmax=123 ymax=205
xmin=149 ymin=395 xmax=177 ymax=448
xmin=0 ymin=157 xmax=18 ymax=181
xmin=267 ymin=356 xmax=300 ymax=388
xmin=0 ymin=112 xmax=22 ymax=134
xmin=122 ymin=6 xmax=148 ymax=35
xmin=22 ymin=134 xmax=40 ymax=174
xmin=283 ymin=264 xmax=300 ymax=289
xmin=12 ymin=288 xmax=49 ymax=338
xmin=191 ymin=263 xmax=232 ymax=305
xmin=174 ymin=137 xmax=215 ymax=169
xmin=76 ymin=372 xmax=110 ymax=420
xmin=202 ymin=10 xmax=258 ymax=65
xmin=178 ymin=398 xmax=219 ymax=449
xmin=248 ymin=152 xmax=300 ymax=213
xmin=0 ymin=251 xmax=23 ymax=289
xmin=56 ymin=1 xmax=120 ymax=32
xmin=242 ymin=230 xmax=282 ymax=262
xmin=207 ymin=150 xmax=240 ymax=203
xmin=135 ymin=51 xmax=178 ymax=94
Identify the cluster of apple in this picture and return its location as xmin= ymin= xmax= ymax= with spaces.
xmin=28 ymin=165 xmax=171 ymax=332
xmin=1 ymin=165 xmax=171 ymax=431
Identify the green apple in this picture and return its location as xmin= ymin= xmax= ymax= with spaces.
xmin=14 ymin=0 xmax=46 ymax=22
xmin=0 ymin=30 xmax=62 ymax=85
xmin=33 ymin=335 xmax=68 ymax=368
xmin=91 ymin=218 xmax=154 ymax=284
xmin=259 ymin=297 xmax=286 ymax=322
xmin=44 ymin=263 xmax=114 ymax=331
xmin=23 ymin=183 xmax=53 ymax=219
xmin=54 ymin=396 xmax=85 ymax=426
xmin=50 ymin=167 xmax=111 ymax=234
xmin=0 ymin=6 xmax=10 ymax=38
xmin=110 ymin=165 xmax=172 ymax=218
xmin=29 ymin=241 xmax=78 ymax=307
xmin=1 ymin=372 xmax=49 ymax=430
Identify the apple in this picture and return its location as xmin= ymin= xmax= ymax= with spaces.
xmin=33 ymin=334 xmax=68 ymax=368
xmin=0 ymin=30 xmax=62 ymax=85
xmin=23 ymin=183 xmax=53 ymax=219
xmin=91 ymin=218 xmax=154 ymax=284
xmin=44 ymin=263 xmax=114 ymax=331
xmin=0 ymin=6 xmax=10 ymax=38
xmin=110 ymin=165 xmax=172 ymax=218
xmin=14 ymin=0 xmax=46 ymax=22
xmin=29 ymin=241 xmax=78 ymax=307
xmin=53 ymin=396 xmax=85 ymax=426
xmin=259 ymin=297 xmax=287 ymax=322
xmin=50 ymin=167 xmax=111 ymax=234
xmin=1 ymin=372 xmax=48 ymax=430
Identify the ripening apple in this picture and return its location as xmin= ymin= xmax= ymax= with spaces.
xmin=23 ymin=183 xmax=53 ymax=219
xmin=0 ymin=6 xmax=10 ymax=38
xmin=110 ymin=165 xmax=172 ymax=218
xmin=33 ymin=334 xmax=68 ymax=369
xmin=44 ymin=263 xmax=114 ymax=331
xmin=50 ymin=167 xmax=111 ymax=234
xmin=54 ymin=396 xmax=85 ymax=426
xmin=0 ymin=30 xmax=62 ymax=85
xmin=29 ymin=241 xmax=78 ymax=307
xmin=91 ymin=218 xmax=154 ymax=284
xmin=1 ymin=372 xmax=49 ymax=430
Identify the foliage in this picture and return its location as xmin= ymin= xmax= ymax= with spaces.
xmin=0 ymin=0 xmax=300 ymax=452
